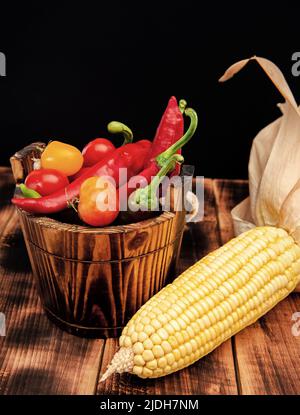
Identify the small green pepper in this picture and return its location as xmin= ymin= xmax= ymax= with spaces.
xmin=18 ymin=184 xmax=41 ymax=198
xmin=129 ymin=153 xmax=184 ymax=211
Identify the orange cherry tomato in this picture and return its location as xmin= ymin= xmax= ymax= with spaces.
xmin=78 ymin=176 xmax=119 ymax=227
xmin=41 ymin=141 xmax=83 ymax=176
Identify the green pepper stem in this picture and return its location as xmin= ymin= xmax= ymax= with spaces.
xmin=156 ymin=106 xmax=198 ymax=168
xmin=107 ymin=121 xmax=133 ymax=145
xmin=179 ymin=99 xmax=187 ymax=114
xmin=131 ymin=153 xmax=184 ymax=211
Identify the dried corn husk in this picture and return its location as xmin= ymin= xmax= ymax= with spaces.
xmin=220 ymin=56 xmax=300 ymax=291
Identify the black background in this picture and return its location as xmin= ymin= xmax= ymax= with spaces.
xmin=0 ymin=2 xmax=300 ymax=178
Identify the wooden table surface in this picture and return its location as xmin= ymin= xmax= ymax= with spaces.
xmin=0 ymin=167 xmax=299 ymax=395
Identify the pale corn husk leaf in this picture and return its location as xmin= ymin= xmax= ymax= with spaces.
xmin=219 ymin=56 xmax=300 ymax=245
xmin=231 ymin=197 xmax=255 ymax=235
xmin=278 ymin=178 xmax=300 ymax=241
xmin=219 ymin=56 xmax=298 ymax=110
xmin=218 ymin=58 xmax=250 ymax=82
xmin=255 ymin=102 xmax=300 ymax=226
xmin=248 ymin=115 xmax=281 ymax=224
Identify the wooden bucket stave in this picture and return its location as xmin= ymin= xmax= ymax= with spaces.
xmin=10 ymin=143 xmax=186 ymax=337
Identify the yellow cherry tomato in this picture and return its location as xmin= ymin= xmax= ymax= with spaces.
xmin=41 ymin=141 xmax=83 ymax=176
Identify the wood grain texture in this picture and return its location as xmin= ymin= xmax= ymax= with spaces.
xmin=233 ymin=294 xmax=300 ymax=395
xmin=9 ymin=142 xmax=46 ymax=183
xmin=213 ymin=179 xmax=300 ymax=395
xmin=97 ymin=179 xmax=238 ymax=395
xmin=16 ymin=199 xmax=185 ymax=338
xmin=213 ymin=179 xmax=249 ymax=245
xmin=0 ymin=177 xmax=104 ymax=395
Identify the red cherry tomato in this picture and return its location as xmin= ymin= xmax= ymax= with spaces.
xmin=25 ymin=169 xmax=69 ymax=196
xmin=78 ymin=176 xmax=119 ymax=227
xmin=82 ymin=138 xmax=115 ymax=167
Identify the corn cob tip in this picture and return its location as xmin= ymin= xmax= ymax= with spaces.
xmin=100 ymin=347 xmax=134 ymax=382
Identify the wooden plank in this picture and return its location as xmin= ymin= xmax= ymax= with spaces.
xmin=97 ymin=178 xmax=238 ymax=395
xmin=233 ymin=294 xmax=300 ymax=395
xmin=213 ymin=179 xmax=249 ymax=245
xmin=0 ymin=172 xmax=104 ymax=395
xmin=0 ymin=167 xmax=15 ymax=205
xmin=213 ymin=178 xmax=300 ymax=395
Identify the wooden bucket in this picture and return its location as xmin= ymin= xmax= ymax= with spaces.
xmin=10 ymin=143 xmax=186 ymax=338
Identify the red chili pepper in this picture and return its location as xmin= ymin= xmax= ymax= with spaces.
xmin=69 ymin=166 xmax=90 ymax=181
xmin=12 ymin=140 xmax=151 ymax=214
xmin=145 ymin=96 xmax=184 ymax=167
xmin=119 ymin=103 xmax=197 ymax=211
xmin=119 ymin=97 xmax=185 ymax=208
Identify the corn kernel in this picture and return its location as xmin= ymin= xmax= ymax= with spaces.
xmin=138 ymin=332 xmax=148 ymax=343
xmin=158 ymin=357 xmax=167 ymax=368
xmin=131 ymin=332 xmax=138 ymax=343
xmin=144 ymin=324 xmax=155 ymax=336
xmin=152 ymin=345 xmax=164 ymax=358
xmin=157 ymin=328 xmax=169 ymax=340
xmin=153 ymin=368 xmax=164 ymax=377
xmin=133 ymin=366 xmax=143 ymax=376
xmin=161 ymin=341 xmax=172 ymax=354
xmin=119 ymin=335 xmax=126 ymax=346
xmin=124 ymin=336 xmax=132 ymax=347
xmin=134 ymin=355 xmax=145 ymax=366
xmin=133 ymin=342 xmax=144 ymax=355
xmin=142 ymin=350 xmax=154 ymax=362
xmin=173 ymin=348 xmax=181 ymax=361
xmin=169 ymin=319 xmax=181 ymax=332
xmin=150 ymin=333 xmax=162 ymax=345
xmin=166 ymin=353 xmax=175 ymax=365
xmin=151 ymin=319 xmax=162 ymax=330
xmin=142 ymin=367 xmax=153 ymax=377
xmin=146 ymin=360 xmax=158 ymax=370
xmin=179 ymin=345 xmax=187 ymax=358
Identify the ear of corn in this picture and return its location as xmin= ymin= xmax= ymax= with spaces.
xmin=101 ymin=226 xmax=300 ymax=380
